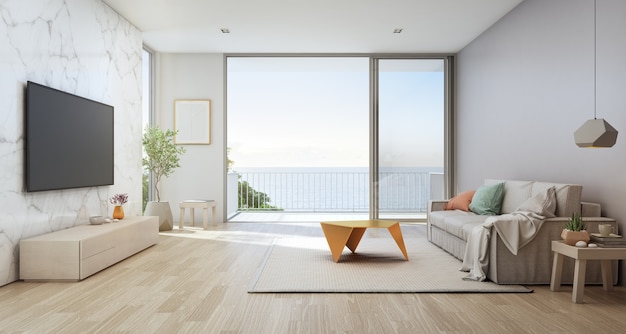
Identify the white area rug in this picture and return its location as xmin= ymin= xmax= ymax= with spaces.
xmin=249 ymin=237 xmax=532 ymax=293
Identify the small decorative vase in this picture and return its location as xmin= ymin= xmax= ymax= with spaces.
xmin=113 ymin=205 xmax=125 ymax=220
xmin=561 ymin=229 xmax=590 ymax=246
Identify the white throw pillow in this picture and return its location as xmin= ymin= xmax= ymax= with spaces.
xmin=515 ymin=186 xmax=557 ymax=218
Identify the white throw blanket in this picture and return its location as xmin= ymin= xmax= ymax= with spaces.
xmin=460 ymin=211 xmax=545 ymax=281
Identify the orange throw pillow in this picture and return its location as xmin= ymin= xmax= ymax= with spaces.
xmin=444 ymin=190 xmax=476 ymax=211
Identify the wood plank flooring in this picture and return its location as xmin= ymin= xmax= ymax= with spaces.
xmin=1 ymin=223 xmax=626 ymax=333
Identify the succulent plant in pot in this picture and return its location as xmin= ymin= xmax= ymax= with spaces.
xmin=561 ymin=213 xmax=590 ymax=245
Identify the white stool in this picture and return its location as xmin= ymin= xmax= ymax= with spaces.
xmin=179 ymin=200 xmax=217 ymax=230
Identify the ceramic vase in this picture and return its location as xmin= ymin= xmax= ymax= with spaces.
xmin=561 ymin=229 xmax=590 ymax=246
xmin=144 ymin=201 xmax=174 ymax=231
xmin=113 ymin=205 xmax=125 ymax=219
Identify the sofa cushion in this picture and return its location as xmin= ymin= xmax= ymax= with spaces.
xmin=445 ymin=214 xmax=491 ymax=241
xmin=428 ymin=210 xmax=470 ymax=230
xmin=469 ymin=182 xmax=504 ymax=215
xmin=445 ymin=190 xmax=475 ymax=211
xmin=516 ymin=186 xmax=557 ymax=217
xmin=495 ymin=180 xmax=533 ymax=214
xmin=533 ymin=182 xmax=581 ymax=217
xmin=428 ymin=210 xmax=489 ymax=241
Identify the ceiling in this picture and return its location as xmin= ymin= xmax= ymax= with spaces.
xmin=103 ymin=0 xmax=523 ymax=54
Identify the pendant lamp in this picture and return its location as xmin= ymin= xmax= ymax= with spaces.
xmin=574 ymin=0 xmax=618 ymax=148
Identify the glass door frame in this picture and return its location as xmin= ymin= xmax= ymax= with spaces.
xmin=369 ymin=55 xmax=454 ymax=221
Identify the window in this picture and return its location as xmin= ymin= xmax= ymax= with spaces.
xmin=142 ymin=47 xmax=154 ymax=210
xmin=227 ymin=55 xmax=453 ymax=221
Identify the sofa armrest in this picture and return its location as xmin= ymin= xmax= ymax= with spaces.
xmin=428 ymin=200 xmax=448 ymax=213
xmin=581 ymin=201 xmax=601 ymax=217
xmin=427 ymin=200 xmax=448 ymax=242
xmin=543 ymin=216 xmax=617 ymax=234
xmin=582 ymin=217 xmax=618 ymax=234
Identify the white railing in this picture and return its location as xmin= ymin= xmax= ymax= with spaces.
xmin=236 ymin=169 xmax=440 ymax=213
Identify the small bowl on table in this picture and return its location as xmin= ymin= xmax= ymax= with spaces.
xmin=89 ymin=216 xmax=106 ymax=225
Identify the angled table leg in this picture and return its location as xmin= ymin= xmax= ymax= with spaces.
xmin=387 ymin=223 xmax=409 ymax=260
xmin=572 ymin=259 xmax=587 ymax=303
xmin=345 ymin=228 xmax=367 ymax=253
xmin=601 ymin=260 xmax=613 ymax=291
xmin=550 ymin=252 xmax=564 ymax=292
xmin=320 ymin=223 xmax=353 ymax=262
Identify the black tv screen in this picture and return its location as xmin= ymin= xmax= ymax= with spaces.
xmin=25 ymin=81 xmax=114 ymax=192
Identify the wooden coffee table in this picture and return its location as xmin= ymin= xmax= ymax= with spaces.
xmin=550 ymin=240 xmax=626 ymax=303
xmin=320 ymin=220 xmax=409 ymax=262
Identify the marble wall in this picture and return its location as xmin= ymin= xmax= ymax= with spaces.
xmin=0 ymin=0 xmax=143 ymax=286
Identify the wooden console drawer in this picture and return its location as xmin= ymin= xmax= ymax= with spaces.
xmin=81 ymin=232 xmax=116 ymax=260
xmin=20 ymin=240 xmax=80 ymax=280
xmin=20 ymin=216 xmax=158 ymax=281
xmin=81 ymin=247 xmax=116 ymax=279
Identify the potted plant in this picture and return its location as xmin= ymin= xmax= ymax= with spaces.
xmin=142 ymin=126 xmax=186 ymax=231
xmin=561 ymin=213 xmax=590 ymax=245
xmin=109 ymin=193 xmax=128 ymax=220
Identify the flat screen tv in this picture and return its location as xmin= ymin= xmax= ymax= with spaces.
xmin=25 ymin=81 xmax=114 ymax=192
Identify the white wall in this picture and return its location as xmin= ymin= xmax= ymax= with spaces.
xmin=156 ymin=54 xmax=225 ymax=224
xmin=457 ymin=0 xmax=626 ymax=282
xmin=0 ymin=0 xmax=143 ymax=286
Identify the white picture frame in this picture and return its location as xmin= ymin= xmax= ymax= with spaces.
xmin=174 ymin=100 xmax=211 ymax=144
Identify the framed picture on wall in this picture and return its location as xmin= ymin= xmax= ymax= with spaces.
xmin=174 ymin=100 xmax=211 ymax=144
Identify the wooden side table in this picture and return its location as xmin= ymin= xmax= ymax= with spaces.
xmin=179 ymin=200 xmax=217 ymax=230
xmin=550 ymin=240 xmax=626 ymax=303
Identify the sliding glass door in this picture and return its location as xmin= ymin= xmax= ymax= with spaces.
xmin=374 ymin=59 xmax=445 ymax=220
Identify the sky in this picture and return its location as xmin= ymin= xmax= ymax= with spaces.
xmin=227 ymin=57 xmax=444 ymax=169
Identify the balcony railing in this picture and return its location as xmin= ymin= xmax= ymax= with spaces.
xmin=236 ymin=169 xmax=442 ymax=213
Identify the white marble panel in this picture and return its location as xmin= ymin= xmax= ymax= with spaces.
xmin=0 ymin=0 xmax=143 ymax=286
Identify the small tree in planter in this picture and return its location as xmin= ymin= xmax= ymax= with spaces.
xmin=142 ymin=126 xmax=186 ymax=230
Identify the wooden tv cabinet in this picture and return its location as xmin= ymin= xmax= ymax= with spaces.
xmin=20 ymin=216 xmax=158 ymax=281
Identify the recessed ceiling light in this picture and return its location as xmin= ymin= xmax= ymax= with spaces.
xmin=393 ymin=28 xmax=403 ymax=34
xmin=220 ymin=28 xmax=230 ymax=33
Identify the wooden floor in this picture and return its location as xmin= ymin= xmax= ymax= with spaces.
xmin=2 ymin=223 xmax=626 ymax=333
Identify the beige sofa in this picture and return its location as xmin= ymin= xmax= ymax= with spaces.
xmin=427 ymin=179 xmax=617 ymax=285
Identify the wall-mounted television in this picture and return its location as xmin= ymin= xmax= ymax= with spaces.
xmin=25 ymin=81 xmax=114 ymax=192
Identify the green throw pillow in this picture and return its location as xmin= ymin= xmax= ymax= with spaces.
xmin=469 ymin=182 xmax=504 ymax=215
